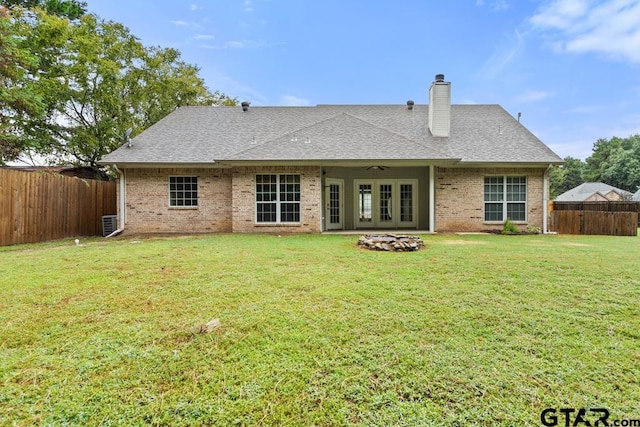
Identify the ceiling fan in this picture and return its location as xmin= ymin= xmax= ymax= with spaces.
xmin=365 ymin=165 xmax=390 ymax=170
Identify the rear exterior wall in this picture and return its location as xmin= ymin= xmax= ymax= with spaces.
xmin=124 ymin=168 xmax=233 ymax=233
xmin=231 ymin=166 xmax=322 ymax=233
xmin=121 ymin=166 xmax=322 ymax=234
xmin=120 ymin=166 xmax=544 ymax=234
xmin=435 ymin=167 xmax=545 ymax=232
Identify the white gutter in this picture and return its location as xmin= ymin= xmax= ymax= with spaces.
xmin=105 ymin=164 xmax=126 ymax=238
xmin=542 ymin=163 xmax=553 ymax=234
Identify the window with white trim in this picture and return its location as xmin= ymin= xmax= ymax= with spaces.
xmin=169 ymin=176 xmax=198 ymax=207
xmin=256 ymin=174 xmax=300 ymax=223
xmin=484 ymin=176 xmax=526 ymax=221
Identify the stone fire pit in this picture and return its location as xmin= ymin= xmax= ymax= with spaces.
xmin=357 ymin=234 xmax=425 ymax=252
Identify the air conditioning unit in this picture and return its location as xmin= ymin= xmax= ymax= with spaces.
xmin=102 ymin=215 xmax=118 ymax=237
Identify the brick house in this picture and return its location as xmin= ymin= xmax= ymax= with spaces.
xmin=99 ymin=74 xmax=562 ymax=235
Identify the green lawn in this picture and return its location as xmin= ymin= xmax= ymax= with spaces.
xmin=0 ymin=233 xmax=638 ymax=426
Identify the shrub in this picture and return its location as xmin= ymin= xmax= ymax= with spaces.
xmin=526 ymin=225 xmax=541 ymax=234
xmin=502 ymin=218 xmax=519 ymax=234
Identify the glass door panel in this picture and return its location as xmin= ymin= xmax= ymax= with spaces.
xmin=325 ymin=178 xmax=343 ymax=230
xmin=357 ymin=183 xmax=373 ymax=226
xmin=378 ymin=183 xmax=394 ymax=226
xmin=398 ymin=181 xmax=417 ymax=227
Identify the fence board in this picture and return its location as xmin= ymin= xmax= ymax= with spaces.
xmin=0 ymin=169 xmax=116 ymax=246
xmin=552 ymin=201 xmax=640 ymax=224
xmin=550 ymin=210 xmax=637 ymax=236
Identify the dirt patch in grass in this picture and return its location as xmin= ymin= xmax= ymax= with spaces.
xmin=441 ymin=240 xmax=487 ymax=245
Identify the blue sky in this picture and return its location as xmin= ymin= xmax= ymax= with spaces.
xmin=86 ymin=0 xmax=640 ymax=160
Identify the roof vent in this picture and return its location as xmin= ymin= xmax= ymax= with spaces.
xmin=406 ymin=100 xmax=415 ymax=110
xmin=435 ymin=74 xmax=445 ymax=82
xmin=241 ymin=101 xmax=250 ymax=112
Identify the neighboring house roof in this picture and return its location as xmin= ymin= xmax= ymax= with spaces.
xmin=555 ymin=182 xmax=633 ymax=201
xmin=99 ymin=104 xmax=562 ymax=166
xmin=633 ymin=189 xmax=640 ymax=201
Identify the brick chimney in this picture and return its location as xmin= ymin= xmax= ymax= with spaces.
xmin=428 ymin=74 xmax=451 ymax=137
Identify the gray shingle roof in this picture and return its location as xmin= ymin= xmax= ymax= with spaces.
xmin=555 ymin=182 xmax=633 ymax=201
xmin=99 ymin=104 xmax=562 ymax=165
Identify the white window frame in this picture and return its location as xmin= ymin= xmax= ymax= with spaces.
xmin=168 ymin=176 xmax=198 ymax=209
xmin=255 ymin=174 xmax=301 ymax=224
xmin=483 ymin=175 xmax=527 ymax=222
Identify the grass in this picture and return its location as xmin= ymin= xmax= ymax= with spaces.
xmin=0 ymin=232 xmax=638 ymax=426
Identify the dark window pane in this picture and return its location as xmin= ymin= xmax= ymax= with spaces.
xmin=169 ymin=176 xmax=198 ymax=207
xmin=507 ymin=203 xmax=526 ymax=221
xmin=281 ymin=202 xmax=300 ymax=222
xmin=485 ymin=203 xmax=503 ymax=221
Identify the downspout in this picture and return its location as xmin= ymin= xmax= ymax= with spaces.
xmin=542 ymin=163 xmax=553 ymax=234
xmin=106 ymin=164 xmax=126 ymax=238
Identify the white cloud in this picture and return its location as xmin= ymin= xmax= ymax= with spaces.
xmin=530 ymin=0 xmax=588 ymax=28
xmin=476 ymin=0 xmax=510 ymax=11
xmin=481 ymin=29 xmax=524 ymax=77
xmin=279 ymin=95 xmax=312 ymax=106
xmin=490 ymin=0 xmax=510 ymax=11
xmin=244 ymin=0 xmax=254 ymax=12
xmin=530 ymin=0 xmax=640 ymax=63
xmin=548 ymin=139 xmax=593 ymax=159
xmin=189 ymin=4 xmax=201 ymax=11
xmin=606 ymin=113 xmax=640 ymax=136
xmin=567 ymin=105 xmax=603 ymax=114
xmin=169 ymin=20 xmax=203 ymax=29
xmin=193 ymin=34 xmax=215 ymax=40
xmin=227 ymin=39 xmax=267 ymax=49
xmin=201 ymin=39 xmax=267 ymax=49
xmin=517 ymin=90 xmax=554 ymax=103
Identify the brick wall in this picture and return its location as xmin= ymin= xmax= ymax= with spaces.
xmin=231 ymin=166 xmax=322 ymax=233
xmin=120 ymin=165 xmax=544 ymax=234
xmin=123 ymin=168 xmax=232 ymax=233
xmin=435 ymin=167 xmax=545 ymax=232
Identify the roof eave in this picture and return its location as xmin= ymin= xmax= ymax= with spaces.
xmin=453 ymin=160 xmax=564 ymax=168
xmin=97 ymin=161 xmax=226 ymax=169
xmin=217 ymin=159 xmax=462 ymax=167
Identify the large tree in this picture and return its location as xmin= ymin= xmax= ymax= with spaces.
xmin=0 ymin=6 xmax=48 ymax=164
xmin=549 ymin=156 xmax=587 ymax=199
xmin=3 ymin=8 xmax=235 ymax=169
xmin=585 ymin=135 xmax=640 ymax=192
xmin=2 ymin=0 xmax=87 ymax=19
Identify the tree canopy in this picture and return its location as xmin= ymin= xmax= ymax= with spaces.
xmin=3 ymin=0 xmax=87 ymax=19
xmin=550 ymin=134 xmax=640 ymax=199
xmin=0 ymin=6 xmax=49 ymax=162
xmin=585 ymin=135 xmax=640 ymax=192
xmin=549 ymin=156 xmax=587 ymax=199
xmin=0 ymin=5 xmax=235 ymax=170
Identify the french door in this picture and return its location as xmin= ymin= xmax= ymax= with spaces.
xmin=325 ymin=178 xmax=344 ymax=230
xmin=355 ymin=179 xmax=417 ymax=229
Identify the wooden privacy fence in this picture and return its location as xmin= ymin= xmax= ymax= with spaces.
xmin=0 ymin=169 xmax=116 ymax=246
xmin=550 ymin=201 xmax=640 ymax=236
